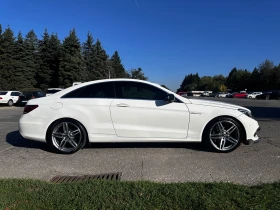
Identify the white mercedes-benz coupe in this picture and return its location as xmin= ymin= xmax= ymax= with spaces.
xmin=19 ymin=79 xmax=260 ymax=154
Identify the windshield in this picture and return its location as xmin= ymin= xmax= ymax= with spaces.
xmin=0 ymin=91 xmax=8 ymax=95
xmin=47 ymin=89 xmax=62 ymax=94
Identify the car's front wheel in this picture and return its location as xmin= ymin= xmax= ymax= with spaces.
xmin=203 ymin=117 xmax=243 ymax=153
xmin=47 ymin=119 xmax=87 ymax=154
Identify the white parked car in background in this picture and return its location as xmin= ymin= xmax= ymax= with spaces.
xmin=46 ymin=88 xmax=64 ymax=97
xmin=217 ymin=92 xmax=229 ymax=98
xmin=19 ymin=79 xmax=260 ymax=154
xmin=0 ymin=91 xmax=21 ymax=106
xmin=246 ymin=92 xmax=262 ymax=99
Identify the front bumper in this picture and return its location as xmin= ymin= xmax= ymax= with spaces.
xmin=244 ymin=127 xmax=261 ymax=145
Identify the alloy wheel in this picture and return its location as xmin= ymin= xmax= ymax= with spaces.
xmin=209 ymin=120 xmax=240 ymax=151
xmin=8 ymin=100 xmax=13 ymax=106
xmin=51 ymin=122 xmax=82 ymax=153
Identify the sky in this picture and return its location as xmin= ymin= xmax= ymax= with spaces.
xmin=1 ymin=0 xmax=280 ymax=91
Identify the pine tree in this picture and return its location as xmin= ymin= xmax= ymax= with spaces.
xmin=59 ymin=29 xmax=83 ymax=87
xmin=110 ymin=51 xmax=126 ymax=78
xmin=91 ymin=39 xmax=109 ymax=80
xmin=82 ymin=32 xmax=94 ymax=81
xmin=128 ymin=68 xmax=148 ymax=80
xmin=24 ymin=29 xmax=39 ymax=88
xmin=37 ymin=30 xmax=61 ymax=89
xmin=37 ymin=30 xmax=51 ymax=90
xmin=0 ymin=24 xmax=3 ymax=89
xmin=0 ymin=27 xmax=16 ymax=90
xmin=13 ymin=32 xmax=32 ymax=89
xmin=49 ymin=33 xmax=61 ymax=88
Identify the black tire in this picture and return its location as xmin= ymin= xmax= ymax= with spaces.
xmin=47 ymin=119 xmax=87 ymax=154
xmin=202 ymin=117 xmax=244 ymax=153
xmin=7 ymin=100 xmax=13 ymax=106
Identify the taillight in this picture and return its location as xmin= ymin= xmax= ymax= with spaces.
xmin=0 ymin=97 xmax=2 ymax=100
xmin=23 ymin=105 xmax=38 ymax=114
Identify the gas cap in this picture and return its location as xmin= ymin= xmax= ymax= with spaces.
xmin=50 ymin=102 xmax=63 ymax=110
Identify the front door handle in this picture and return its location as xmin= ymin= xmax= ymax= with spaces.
xmin=117 ymin=103 xmax=129 ymax=107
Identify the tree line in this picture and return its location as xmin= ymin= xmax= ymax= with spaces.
xmin=0 ymin=24 xmax=148 ymax=91
xmin=177 ymin=60 xmax=280 ymax=93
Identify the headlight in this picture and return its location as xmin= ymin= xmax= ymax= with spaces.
xmin=238 ymin=109 xmax=253 ymax=118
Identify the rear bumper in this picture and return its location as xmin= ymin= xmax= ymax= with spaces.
xmin=19 ymin=114 xmax=51 ymax=142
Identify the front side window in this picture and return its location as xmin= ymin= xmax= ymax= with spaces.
xmin=114 ymin=81 xmax=167 ymax=100
xmin=62 ymin=82 xmax=115 ymax=98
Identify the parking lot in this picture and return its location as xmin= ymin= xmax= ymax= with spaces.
xmin=0 ymin=98 xmax=280 ymax=185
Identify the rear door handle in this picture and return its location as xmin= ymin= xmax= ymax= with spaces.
xmin=117 ymin=103 xmax=129 ymax=107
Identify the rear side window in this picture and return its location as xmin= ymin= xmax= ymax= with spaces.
xmin=62 ymin=82 xmax=115 ymax=98
xmin=0 ymin=91 xmax=8 ymax=95
xmin=114 ymin=81 xmax=167 ymax=100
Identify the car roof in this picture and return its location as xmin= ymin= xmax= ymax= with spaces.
xmin=47 ymin=88 xmax=64 ymax=90
xmin=52 ymin=79 xmax=174 ymax=98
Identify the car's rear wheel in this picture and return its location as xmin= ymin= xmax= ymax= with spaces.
xmin=203 ymin=117 xmax=243 ymax=153
xmin=47 ymin=119 xmax=87 ymax=154
xmin=7 ymin=100 xmax=13 ymax=106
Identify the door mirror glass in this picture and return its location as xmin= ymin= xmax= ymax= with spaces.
xmin=165 ymin=94 xmax=175 ymax=102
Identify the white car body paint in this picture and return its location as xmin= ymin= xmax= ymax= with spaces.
xmin=247 ymin=92 xmax=263 ymax=99
xmin=46 ymin=88 xmax=64 ymax=97
xmin=0 ymin=91 xmax=21 ymax=104
xmin=18 ymin=79 xmax=260 ymax=145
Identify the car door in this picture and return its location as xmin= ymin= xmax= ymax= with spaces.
xmin=11 ymin=92 xmax=20 ymax=103
xmin=110 ymin=81 xmax=190 ymax=139
xmin=61 ymin=82 xmax=116 ymax=135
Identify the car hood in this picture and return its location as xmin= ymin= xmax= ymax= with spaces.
xmin=188 ymin=98 xmax=250 ymax=111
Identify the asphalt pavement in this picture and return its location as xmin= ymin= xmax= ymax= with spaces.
xmin=0 ymin=98 xmax=279 ymax=185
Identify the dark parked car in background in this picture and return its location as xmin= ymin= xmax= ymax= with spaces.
xmin=17 ymin=88 xmax=46 ymax=106
xmin=256 ymin=91 xmax=279 ymax=100
xmin=226 ymin=92 xmax=238 ymax=98
xmin=269 ymin=90 xmax=280 ymax=100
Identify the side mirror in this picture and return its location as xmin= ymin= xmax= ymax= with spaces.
xmin=165 ymin=94 xmax=175 ymax=102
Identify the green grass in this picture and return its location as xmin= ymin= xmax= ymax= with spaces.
xmin=0 ymin=179 xmax=279 ymax=210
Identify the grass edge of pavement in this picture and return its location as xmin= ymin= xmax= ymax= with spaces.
xmin=0 ymin=179 xmax=280 ymax=210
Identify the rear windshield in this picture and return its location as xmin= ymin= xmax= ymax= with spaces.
xmin=47 ymin=89 xmax=62 ymax=94
xmin=0 ymin=91 xmax=8 ymax=95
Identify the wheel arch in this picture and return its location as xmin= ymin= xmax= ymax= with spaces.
xmin=201 ymin=115 xmax=247 ymax=144
xmin=45 ymin=117 xmax=89 ymax=144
